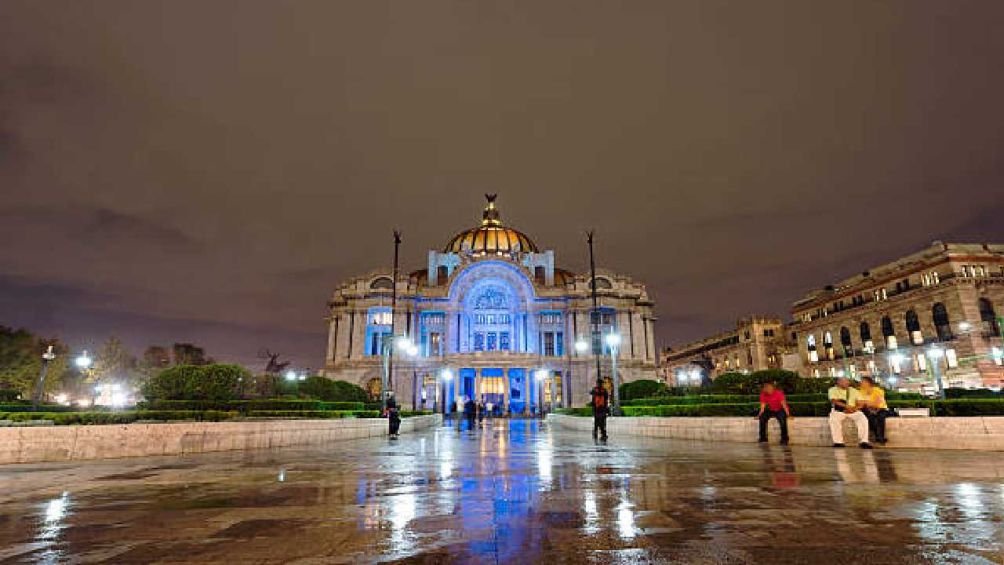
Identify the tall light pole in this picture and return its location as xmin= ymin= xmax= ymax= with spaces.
xmin=32 ymin=345 xmax=56 ymax=410
xmin=382 ymin=229 xmax=402 ymax=412
xmin=586 ymin=231 xmax=603 ymax=390
xmin=605 ymin=331 xmax=622 ymax=411
xmin=535 ymin=369 xmax=548 ymax=415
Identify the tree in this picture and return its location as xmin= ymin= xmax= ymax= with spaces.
xmin=173 ymin=343 xmax=208 ymax=366
xmin=93 ymin=337 xmax=139 ymax=388
xmin=139 ymin=346 xmax=172 ymax=377
xmin=0 ymin=326 xmax=69 ymax=398
xmin=141 ymin=364 xmax=249 ymax=401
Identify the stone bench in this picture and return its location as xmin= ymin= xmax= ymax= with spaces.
xmin=546 ymin=414 xmax=1004 ymax=451
xmin=0 ymin=414 xmax=442 ymax=465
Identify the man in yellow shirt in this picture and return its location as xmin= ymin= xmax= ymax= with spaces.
xmin=856 ymin=376 xmax=890 ymax=445
xmin=827 ymin=377 xmax=872 ymax=449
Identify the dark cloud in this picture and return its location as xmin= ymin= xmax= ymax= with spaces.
xmin=1 ymin=1 xmax=1003 ymax=366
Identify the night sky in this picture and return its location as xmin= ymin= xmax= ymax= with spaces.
xmin=2 ymin=2 xmax=1003 ymax=370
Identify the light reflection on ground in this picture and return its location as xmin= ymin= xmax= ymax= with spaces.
xmin=0 ymin=419 xmax=1002 ymax=563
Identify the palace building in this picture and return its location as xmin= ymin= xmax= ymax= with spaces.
xmin=321 ymin=195 xmax=659 ymax=413
xmin=790 ymin=242 xmax=1004 ymax=390
xmin=660 ymin=316 xmax=800 ymax=385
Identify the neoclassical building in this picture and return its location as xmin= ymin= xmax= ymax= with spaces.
xmin=790 ymin=242 xmax=1004 ymax=390
xmin=321 ymin=196 xmax=659 ymax=412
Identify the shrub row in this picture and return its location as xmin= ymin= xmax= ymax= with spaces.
xmin=0 ymin=404 xmax=79 ymax=413
xmin=569 ymin=399 xmax=1004 ymax=418
xmin=138 ymin=399 xmax=366 ymax=412
xmin=0 ymin=409 xmax=434 ymax=425
xmin=622 ymin=391 xmax=924 ymax=406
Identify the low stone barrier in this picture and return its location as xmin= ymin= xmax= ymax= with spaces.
xmin=546 ymin=414 xmax=1004 ymax=451
xmin=0 ymin=414 xmax=442 ymax=465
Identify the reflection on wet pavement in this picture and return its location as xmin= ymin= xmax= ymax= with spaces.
xmin=1 ymin=419 xmax=1003 ymax=563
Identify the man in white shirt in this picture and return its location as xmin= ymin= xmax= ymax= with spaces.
xmin=827 ymin=377 xmax=872 ymax=449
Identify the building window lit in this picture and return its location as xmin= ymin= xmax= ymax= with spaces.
xmin=916 ymin=354 xmax=927 ymax=372
xmin=992 ymin=347 xmax=1004 ymax=367
xmin=946 ymin=349 xmax=959 ymax=368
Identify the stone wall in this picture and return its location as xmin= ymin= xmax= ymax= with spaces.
xmin=546 ymin=414 xmax=1004 ymax=451
xmin=0 ymin=415 xmax=442 ymax=465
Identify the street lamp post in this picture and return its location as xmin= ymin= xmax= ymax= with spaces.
xmin=32 ymin=345 xmax=56 ymax=410
xmin=383 ymin=229 xmax=402 ymax=412
xmin=605 ymin=331 xmax=622 ymax=411
xmin=586 ymin=231 xmax=604 ymax=390
xmin=535 ymin=369 xmax=548 ymax=415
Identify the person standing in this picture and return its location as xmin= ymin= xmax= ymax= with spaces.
xmin=386 ymin=392 xmax=402 ymax=439
xmin=857 ymin=377 xmax=890 ymax=445
xmin=590 ymin=381 xmax=610 ymax=441
xmin=828 ymin=377 xmax=872 ymax=449
xmin=463 ymin=396 xmax=476 ymax=432
xmin=756 ymin=382 xmax=791 ymax=445
xmin=477 ymin=398 xmax=486 ymax=428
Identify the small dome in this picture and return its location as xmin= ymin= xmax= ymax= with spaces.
xmin=444 ymin=195 xmax=539 ymax=255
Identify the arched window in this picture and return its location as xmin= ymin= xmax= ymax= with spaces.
xmin=979 ymin=298 xmax=1000 ymax=336
xmin=591 ymin=277 xmax=613 ymax=290
xmin=932 ymin=303 xmax=952 ymax=341
xmin=823 ymin=331 xmax=833 ymax=347
xmin=905 ymin=309 xmax=923 ymax=345
xmin=881 ymin=316 xmax=894 ymax=336
xmin=806 ymin=334 xmax=817 ymax=350
xmin=859 ymin=322 xmax=872 ymax=342
xmin=370 ymin=277 xmax=394 ymax=290
xmin=840 ymin=326 xmax=853 ymax=356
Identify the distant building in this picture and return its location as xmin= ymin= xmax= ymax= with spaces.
xmin=661 ymin=316 xmax=798 ymax=385
xmin=790 ymin=242 xmax=1004 ymax=391
xmin=321 ymin=195 xmax=659 ymax=413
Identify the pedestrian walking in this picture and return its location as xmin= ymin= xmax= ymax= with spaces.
xmin=463 ymin=396 xmax=477 ymax=432
xmin=590 ymin=381 xmax=609 ymax=441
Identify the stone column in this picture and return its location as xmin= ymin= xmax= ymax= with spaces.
xmin=475 ymin=368 xmax=482 ymax=403
xmin=326 ymin=317 xmax=338 ymax=362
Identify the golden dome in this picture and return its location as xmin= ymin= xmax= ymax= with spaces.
xmin=444 ymin=194 xmax=538 ymax=255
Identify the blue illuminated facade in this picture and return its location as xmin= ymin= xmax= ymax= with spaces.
xmin=323 ymin=195 xmax=659 ymax=412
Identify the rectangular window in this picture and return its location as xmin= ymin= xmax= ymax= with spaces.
xmin=500 ymin=332 xmax=510 ymax=351
xmin=429 ymin=332 xmax=442 ymax=356
xmin=916 ymin=354 xmax=927 ymax=372
xmin=555 ymin=332 xmax=564 ymax=356
xmin=808 ymin=350 xmax=819 ymax=363
xmin=886 ymin=335 xmax=898 ymax=350
xmin=544 ymin=332 xmax=555 ymax=356
xmin=911 ymin=331 xmax=924 ymax=346
xmin=474 ymin=333 xmax=484 ymax=351
xmin=486 ymin=332 xmax=497 ymax=351
xmin=369 ymin=311 xmax=392 ymax=326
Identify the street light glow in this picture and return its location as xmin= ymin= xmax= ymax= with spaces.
xmin=535 ymin=369 xmax=548 ymax=381
xmin=959 ymin=321 xmax=971 ymax=331
xmin=75 ymin=351 xmax=92 ymax=369
xmin=284 ymin=370 xmax=297 ymax=381
xmin=927 ymin=347 xmax=945 ymax=359
xmin=604 ymin=333 xmax=621 ymax=348
xmin=440 ymin=368 xmax=453 ymax=381
xmin=574 ymin=339 xmax=589 ymax=353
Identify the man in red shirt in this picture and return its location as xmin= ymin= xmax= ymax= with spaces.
xmin=757 ymin=382 xmax=791 ymax=445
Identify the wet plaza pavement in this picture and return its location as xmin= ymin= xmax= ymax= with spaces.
xmin=1 ymin=420 xmax=1003 ymax=564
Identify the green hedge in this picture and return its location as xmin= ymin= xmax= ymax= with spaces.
xmin=138 ymin=399 xmax=366 ymax=412
xmin=0 ymin=410 xmax=238 ymax=425
xmin=559 ymin=399 xmax=1004 ymax=418
xmin=0 ymin=403 xmax=78 ymax=413
xmin=0 ymin=409 xmax=386 ymax=424
xmin=944 ymin=388 xmax=1002 ymax=399
xmin=619 ymin=380 xmax=668 ymax=400
xmin=622 ymin=391 xmax=924 ymax=406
